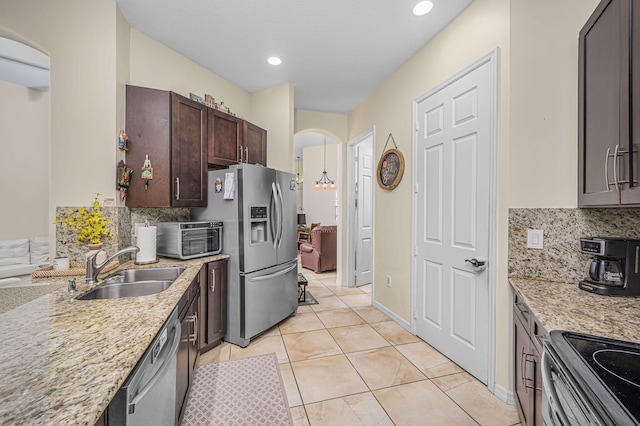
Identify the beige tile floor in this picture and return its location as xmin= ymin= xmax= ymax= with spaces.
xmin=197 ymin=268 xmax=520 ymax=426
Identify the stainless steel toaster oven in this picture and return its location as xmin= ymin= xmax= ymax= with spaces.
xmin=156 ymin=221 xmax=222 ymax=260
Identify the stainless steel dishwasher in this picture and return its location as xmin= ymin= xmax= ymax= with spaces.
xmin=107 ymin=307 xmax=180 ymax=425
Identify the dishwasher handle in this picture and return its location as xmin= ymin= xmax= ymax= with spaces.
xmin=129 ymin=316 xmax=181 ymax=412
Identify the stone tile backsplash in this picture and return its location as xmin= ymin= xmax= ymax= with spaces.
xmin=55 ymin=206 xmax=189 ymax=262
xmin=509 ymin=208 xmax=640 ymax=283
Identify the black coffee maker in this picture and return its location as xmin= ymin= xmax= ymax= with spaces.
xmin=579 ymin=237 xmax=640 ymax=296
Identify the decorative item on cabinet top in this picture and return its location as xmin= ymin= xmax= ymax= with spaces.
xmin=190 ymin=92 xmax=236 ymax=116
xmin=377 ymin=133 xmax=405 ymax=190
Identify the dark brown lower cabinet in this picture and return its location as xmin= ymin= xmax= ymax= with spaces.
xmin=176 ymin=275 xmax=200 ymax=424
xmin=200 ymin=258 xmax=228 ymax=352
xmin=513 ymin=292 xmax=546 ymax=426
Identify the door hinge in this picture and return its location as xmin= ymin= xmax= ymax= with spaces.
xmin=415 ymin=119 xmax=420 ymax=132
xmin=414 ymin=183 xmax=419 ymax=193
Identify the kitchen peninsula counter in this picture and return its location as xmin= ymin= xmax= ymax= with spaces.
xmin=0 ymin=255 xmax=229 ymax=425
xmin=510 ymin=277 xmax=640 ymax=343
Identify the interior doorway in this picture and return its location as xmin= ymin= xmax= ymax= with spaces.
xmin=412 ymin=49 xmax=498 ymax=387
xmin=346 ymin=129 xmax=374 ymax=287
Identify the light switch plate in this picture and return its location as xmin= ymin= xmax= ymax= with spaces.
xmin=527 ymin=229 xmax=544 ymax=249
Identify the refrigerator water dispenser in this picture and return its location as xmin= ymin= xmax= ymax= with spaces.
xmin=250 ymin=205 xmax=268 ymax=244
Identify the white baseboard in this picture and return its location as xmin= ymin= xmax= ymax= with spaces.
xmin=492 ymin=383 xmax=516 ymax=406
xmin=371 ymin=299 xmax=412 ymax=332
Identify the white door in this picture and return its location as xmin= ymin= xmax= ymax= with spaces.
xmin=347 ymin=131 xmax=374 ymax=287
xmin=414 ymin=55 xmax=495 ymax=383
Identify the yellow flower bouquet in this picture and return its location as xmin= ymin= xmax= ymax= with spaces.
xmin=54 ymin=194 xmax=113 ymax=244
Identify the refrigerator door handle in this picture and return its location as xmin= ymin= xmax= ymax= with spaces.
xmin=271 ymin=182 xmax=278 ymax=249
xmin=276 ymin=182 xmax=284 ymax=248
xmin=247 ymin=262 xmax=297 ymax=282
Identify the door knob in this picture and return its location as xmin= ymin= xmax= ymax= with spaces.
xmin=465 ymin=257 xmax=487 ymax=272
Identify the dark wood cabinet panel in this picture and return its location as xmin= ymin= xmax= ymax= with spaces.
xmin=171 ymin=94 xmax=208 ymax=206
xmin=208 ymin=109 xmax=243 ymax=167
xmin=513 ymin=292 xmax=546 ymax=426
xmin=200 ymin=258 xmax=228 ymax=352
xmin=578 ymin=0 xmax=640 ymax=206
xmin=177 ymin=275 xmax=200 ymax=424
xmin=125 ymin=85 xmax=207 ymax=207
xmin=243 ymin=120 xmax=267 ymax=166
xmin=207 ymin=259 xmax=227 ymax=345
xmin=621 ymin=1 xmax=640 ymax=203
xmin=514 ymin=312 xmax=532 ymax=426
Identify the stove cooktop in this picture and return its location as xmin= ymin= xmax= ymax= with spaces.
xmin=564 ymin=333 xmax=640 ymax=423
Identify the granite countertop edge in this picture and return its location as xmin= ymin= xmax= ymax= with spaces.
xmin=0 ymin=254 xmax=229 ymax=425
xmin=509 ymin=277 xmax=640 ymax=344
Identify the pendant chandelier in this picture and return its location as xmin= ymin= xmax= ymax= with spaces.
xmin=314 ymin=136 xmax=336 ymax=190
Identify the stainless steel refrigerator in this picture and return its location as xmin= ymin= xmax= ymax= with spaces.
xmin=191 ymin=164 xmax=298 ymax=347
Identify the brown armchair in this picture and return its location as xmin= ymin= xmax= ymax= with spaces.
xmin=299 ymin=225 xmax=337 ymax=273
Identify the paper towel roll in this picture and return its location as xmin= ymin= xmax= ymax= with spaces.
xmin=136 ymin=226 xmax=157 ymax=263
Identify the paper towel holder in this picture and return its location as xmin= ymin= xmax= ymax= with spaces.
xmin=135 ymin=225 xmax=159 ymax=265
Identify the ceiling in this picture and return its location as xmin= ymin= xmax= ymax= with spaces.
xmin=115 ymin=0 xmax=473 ymax=115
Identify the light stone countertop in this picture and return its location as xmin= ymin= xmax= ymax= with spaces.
xmin=0 ymin=254 xmax=229 ymax=425
xmin=510 ymin=277 xmax=640 ymax=343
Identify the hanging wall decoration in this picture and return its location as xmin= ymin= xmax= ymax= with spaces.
xmin=376 ymin=133 xmax=405 ymax=190
xmin=118 ymin=130 xmax=129 ymax=151
xmin=117 ymin=160 xmax=133 ymax=201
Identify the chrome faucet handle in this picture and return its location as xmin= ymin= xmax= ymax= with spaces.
xmin=68 ymin=278 xmax=76 ymax=294
xmin=85 ymin=246 xmax=140 ymax=284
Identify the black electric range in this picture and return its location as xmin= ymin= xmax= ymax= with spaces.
xmin=544 ymin=331 xmax=640 ymax=425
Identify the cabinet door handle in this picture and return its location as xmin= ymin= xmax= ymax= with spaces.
xmin=520 ymin=347 xmax=527 ymax=393
xmin=188 ymin=312 xmax=198 ymax=344
xmin=524 ymin=353 xmax=535 ymax=390
xmin=210 ymin=269 xmax=216 ymax=293
xmin=175 ymin=177 xmax=180 ymax=200
xmin=239 ymin=145 xmax=243 ymax=163
xmin=605 ymin=147 xmax=611 ymax=190
xmin=613 ymin=144 xmax=620 ymax=190
xmin=194 ymin=311 xmax=198 ymax=345
xmin=245 ymin=146 xmax=249 ymax=163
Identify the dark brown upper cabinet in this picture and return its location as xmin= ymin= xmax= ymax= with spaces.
xmin=243 ymin=121 xmax=267 ymax=166
xmin=208 ymin=108 xmax=243 ymax=168
xmin=579 ymin=0 xmax=640 ymax=206
xmin=207 ymin=108 xmax=267 ymax=168
xmin=125 ymin=85 xmax=207 ymax=207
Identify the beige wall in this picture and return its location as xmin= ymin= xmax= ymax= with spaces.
xmin=251 ymin=83 xmax=295 ymax=172
xmin=0 ymin=81 xmax=49 ymax=239
xmin=346 ymin=0 xmax=601 ymax=393
xmin=302 ymin=144 xmax=338 ymax=226
xmin=348 ymin=0 xmax=510 ymax=329
xmin=129 ymin=30 xmax=252 ymax=120
xmin=348 ymin=0 xmax=511 ymax=388
xmin=294 ymin=109 xmax=348 ymax=143
xmin=115 ymin=6 xmax=130 ymax=209
xmin=0 ymin=0 xmax=119 ymax=251
xmin=509 ymin=0 xmax=600 ymax=207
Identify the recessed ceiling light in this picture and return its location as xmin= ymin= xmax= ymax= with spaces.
xmin=413 ymin=1 xmax=433 ymax=16
xmin=267 ymin=56 xmax=282 ymax=66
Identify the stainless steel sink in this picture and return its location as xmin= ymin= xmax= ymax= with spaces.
xmin=76 ymin=267 xmax=185 ymax=300
xmin=103 ymin=267 xmax=185 ymax=284
xmin=77 ymin=280 xmax=175 ymax=300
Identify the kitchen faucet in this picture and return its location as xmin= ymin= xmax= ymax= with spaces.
xmin=86 ymin=246 xmax=140 ymax=284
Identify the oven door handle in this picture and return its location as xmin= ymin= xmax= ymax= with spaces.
xmin=129 ymin=317 xmax=181 ymax=411
xmin=542 ymin=350 xmax=571 ymax=426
